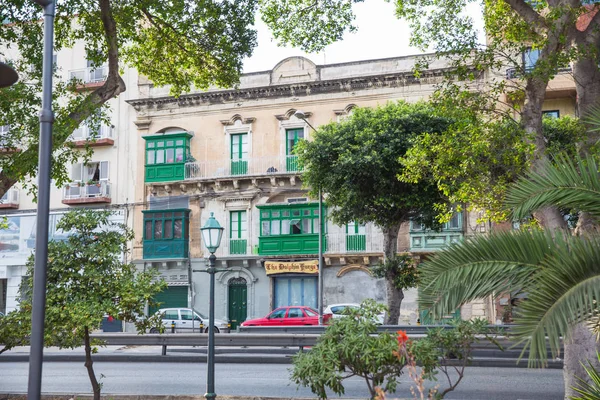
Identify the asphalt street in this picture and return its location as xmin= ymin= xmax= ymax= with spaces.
xmin=0 ymin=362 xmax=564 ymax=399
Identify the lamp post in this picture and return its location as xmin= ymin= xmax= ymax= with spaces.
xmin=293 ymin=110 xmax=324 ymax=325
xmin=199 ymin=212 xmax=224 ymax=400
xmin=0 ymin=62 xmax=19 ymax=88
xmin=28 ymin=1 xmax=55 ymax=400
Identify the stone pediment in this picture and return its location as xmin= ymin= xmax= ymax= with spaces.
xmin=271 ymin=57 xmax=318 ymax=85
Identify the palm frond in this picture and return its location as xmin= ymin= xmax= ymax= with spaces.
xmin=571 ymin=352 xmax=600 ymax=400
xmin=506 ymin=154 xmax=600 ymax=220
xmin=418 ymin=229 xmax=556 ymax=317
xmin=510 ymin=233 xmax=600 ymax=367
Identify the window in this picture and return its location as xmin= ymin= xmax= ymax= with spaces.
xmin=269 ymin=309 xmax=286 ymax=319
xmin=230 ymin=210 xmax=247 ymax=239
xmin=410 ymin=212 xmax=463 ymax=231
xmin=71 ymin=161 xmax=109 ymax=183
xmin=259 ymin=204 xmax=322 ymax=236
xmin=163 ymin=310 xmax=179 ymax=320
xmin=542 ymin=110 xmax=560 ymax=119
xmin=523 ymin=48 xmax=540 ymax=72
xmin=286 ymin=128 xmax=304 ymax=155
xmin=143 ymin=209 xmax=190 ymax=241
xmin=145 ymin=137 xmax=189 ymax=165
xmin=347 ymin=221 xmax=366 ymax=235
xmin=180 ymin=310 xmax=193 ymax=321
xmin=288 ymin=308 xmax=304 ymax=318
xmin=305 ymin=309 xmax=318 ymax=317
xmin=230 ymin=133 xmax=248 ymax=161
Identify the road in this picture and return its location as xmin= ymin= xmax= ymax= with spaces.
xmin=0 ymin=362 xmax=564 ymax=399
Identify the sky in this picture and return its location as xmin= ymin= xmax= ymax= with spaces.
xmin=242 ymin=0 xmax=484 ymax=73
xmin=242 ymin=0 xmax=422 ymax=73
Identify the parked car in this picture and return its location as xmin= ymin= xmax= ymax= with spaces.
xmin=241 ymin=306 xmax=332 ymax=326
xmin=150 ymin=308 xmax=230 ymax=333
xmin=324 ymin=303 xmax=385 ymax=324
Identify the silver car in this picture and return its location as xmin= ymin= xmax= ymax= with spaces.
xmin=150 ymin=307 xmax=230 ymax=333
xmin=324 ymin=303 xmax=385 ymax=324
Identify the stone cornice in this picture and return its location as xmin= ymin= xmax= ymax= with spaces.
xmin=127 ymin=68 xmax=479 ymax=111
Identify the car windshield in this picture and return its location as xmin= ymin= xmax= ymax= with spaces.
xmin=194 ymin=311 xmax=206 ymax=319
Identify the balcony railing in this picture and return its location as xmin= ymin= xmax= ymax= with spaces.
xmin=63 ymin=181 xmax=111 ymax=204
xmin=185 ymin=156 xmax=303 ymax=180
xmin=506 ymin=65 xmax=572 ymax=79
xmin=69 ymin=66 xmax=108 ymax=84
xmin=0 ymin=188 xmax=19 ymax=209
xmin=71 ymin=125 xmax=112 ymax=141
xmin=325 ymin=232 xmax=384 ymax=254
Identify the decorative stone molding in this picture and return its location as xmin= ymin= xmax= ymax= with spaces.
xmin=275 ymin=109 xmax=312 ymax=121
xmin=337 ymin=264 xmax=373 ymax=278
xmin=220 ymin=114 xmax=256 ymax=126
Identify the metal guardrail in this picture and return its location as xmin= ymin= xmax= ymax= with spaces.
xmin=236 ymin=324 xmax=513 ymax=335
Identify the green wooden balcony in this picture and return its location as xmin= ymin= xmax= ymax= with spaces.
xmin=143 ymin=238 xmax=189 ymax=259
xmin=259 ymin=234 xmax=326 ymax=256
xmin=346 ymin=234 xmax=366 ymax=252
xmin=229 ymin=239 xmax=247 ymax=255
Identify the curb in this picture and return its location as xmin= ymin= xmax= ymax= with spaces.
xmin=0 ymin=353 xmax=564 ymax=368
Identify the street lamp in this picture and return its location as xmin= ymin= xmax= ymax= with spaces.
xmin=293 ymin=110 xmax=324 ymax=325
xmin=199 ymin=212 xmax=224 ymax=400
xmin=28 ymin=1 xmax=55 ymax=400
xmin=0 ymin=62 xmax=19 ymax=88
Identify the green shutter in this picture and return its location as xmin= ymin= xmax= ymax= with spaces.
xmin=149 ymin=286 xmax=188 ymax=315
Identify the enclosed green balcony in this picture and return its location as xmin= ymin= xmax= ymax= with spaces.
xmin=409 ymin=212 xmax=463 ymax=252
xmin=143 ymin=132 xmax=193 ymax=183
xmin=258 ymin=203 xmax=326 ymax=256
xmin=143 ymin=209 xmax=190 ymax=259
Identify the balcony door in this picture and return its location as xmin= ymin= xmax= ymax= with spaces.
xmin=229 ymin=210 xmax=247 ymax=255
xmin=286 ymin=128 xmax=304 ymax=172
xmin=71 ymin=161 xmax=108 ymax=197
xmin=230 ymin=133 xmax=248 ymax=175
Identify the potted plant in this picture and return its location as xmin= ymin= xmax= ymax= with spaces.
xmin=87 ymin=179 xmax=99 ymax=186
xmin=78 ymin=181 xmax=85 ymax=187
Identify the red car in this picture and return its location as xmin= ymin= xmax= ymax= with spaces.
xmin=241 ymin=306 xmax=332 ymax=326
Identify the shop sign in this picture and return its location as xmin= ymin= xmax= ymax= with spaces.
xmin=264 ymin=260 xmax=319 ymax=275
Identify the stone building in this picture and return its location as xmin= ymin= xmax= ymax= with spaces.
xmin=127 ymin=55 xmax=491 ymax=328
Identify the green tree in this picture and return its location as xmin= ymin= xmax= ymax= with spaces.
xmin=291 ymin=300 xmax=407 ymax=399
xmin=418 ymin=154 xmax=600 ymax=398
xmin=297 ymin=101 xmax=453 ymax=324
xmin=2 ymin=209 xmax=165 ymax=400
xmin=0 ymin=0 xmax=258 ymax=197
xmin=400 ymin=114 xmax=584 ymax=221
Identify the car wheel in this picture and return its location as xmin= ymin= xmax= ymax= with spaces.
xmin=205 ymin=326 xmax=220 ymax=333
xmin=149 ymin=328 xmax=158 ymax=334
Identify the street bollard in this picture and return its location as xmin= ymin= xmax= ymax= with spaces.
xmin=171 ymin=321 xmax=175 ymax=333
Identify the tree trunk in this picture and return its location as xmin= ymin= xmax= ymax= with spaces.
xmin=382 ymin=223 xmax=402 ymax=325
xmin=563 ymin=323 xmax=598 ymax=399
xmin=84 ymin=326 xmax=101 ymax=400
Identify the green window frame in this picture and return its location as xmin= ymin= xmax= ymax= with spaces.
xmin=346 ymin=221 xmax=366 ymax=235
xmin=145 ymin=134 xmax=190 ymax=166
xmin=285 ymin=128 xmax=304 ymax=156
xmin=230 ymin=210 xmax=247 ymax=239
xmin=143 ymin=209 xmax=190 ymax=241
xmin=259 ymin=204 xmax=323 ymax=237
xmin=409 ymin=212 xmax=463 ymax=232
xmin=230 ymin=133 xmax=248 ymax=161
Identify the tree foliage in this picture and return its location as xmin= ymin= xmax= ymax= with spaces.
xmin=371 ymin=254 xmax=419 ymax=292
xmin=0 ymin=209 xmax=165 ymax=399
xmin=400 ymin=114 xmax=584 ymax=221
xmin=0 ymin=0 xmax=259 ymax=197
xmin=297 ymin=101 xmax=452 ymax=229
xmin=418 ymin=154 xmax=600 ymax=367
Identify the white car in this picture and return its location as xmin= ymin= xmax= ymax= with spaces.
xmin=150 ymin=307 xmax=230 ymax=333
xmin=324 ymin=303 xmax=385 ymax=324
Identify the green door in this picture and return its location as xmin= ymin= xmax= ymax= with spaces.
xmin=149 ymin=286 xmax=188 ymax=315
xmin=228 ymin=277 xmax=247 ymax=330
xmin=286 ymin=128 xmax=304 ymax=172
xmin=419 ymin=308 xmax=461 ymax=324
xmin=230 ymin=133 xmax=248 ymax=175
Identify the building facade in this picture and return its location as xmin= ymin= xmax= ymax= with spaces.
xmin=0 ymin=43 xmax=140 ymax=314
xmin=128 ymin=55 xmax=490 ymax=327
